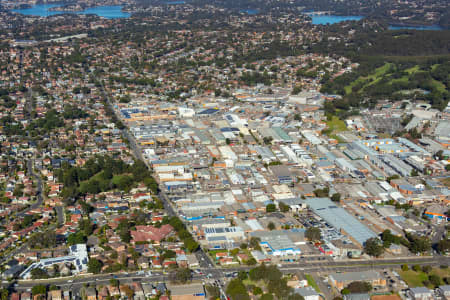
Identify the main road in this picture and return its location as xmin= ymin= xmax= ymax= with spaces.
xmin=5 ymin=255 xmax=448 ymax=292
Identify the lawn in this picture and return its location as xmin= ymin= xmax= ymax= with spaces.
xmin=208 ymin=249 xmax=227 ymax=259
xmin=430 ymin=79 xmax=447 ymax=93
xmin=398 ymin=270 xmax=429 ymax=287
xmin=431 ymin=267 xmax=450 ymax=280
xmin=305 ymin=274 xmax=321 ymax=292
xmin=405 ymin=65 xmax=420 ymax=74
xmin=399 ymin=267 xmax=450 ymax=288
xmin=344 ymin=63 xmax=391 ymax=94
xmin=326 ymin=116 xmax=347 ymax=133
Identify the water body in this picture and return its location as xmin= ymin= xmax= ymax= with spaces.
xmin=388 ymin=25 xmax=442 ymax=31
xmin=12 ymin=4 xmax=130 ymax=19
xmin=310 ymin=15 xmax=363 ymax=25
xmin=165 ymin=1 xmax=186 ymax=4
xmin=240 ymin=9 xmax=258 ymax=15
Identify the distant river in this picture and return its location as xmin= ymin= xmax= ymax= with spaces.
xmin=388 ymin=25 xmax=442 ymax=31
xmin=11 ymin=4 xmax=130 ymax=19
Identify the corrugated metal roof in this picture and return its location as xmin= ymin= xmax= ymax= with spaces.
xmin=305 ymin=198 xmax=377 ymax=245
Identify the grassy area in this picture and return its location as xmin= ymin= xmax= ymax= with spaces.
xmin=431 ymin=267 xmax=450 ymax=280
xmin=342 ymin=63 xmax=448 ymax=100
xmin=398 ymin=270 xmax=429 ymax=287
xmin=208 ymin=249 xmax=227 ymax=259
xmin=430 ymin=79 xmax=447 ymax=93
xmin=399 ymin=267 xmax=450 ymax=288
xmin=305 ymin=274 xmax=321 ymax=293
xmin=344 ymin=63 xmax=391 ymax=94
xmin=389 ymin=76 xmax=409 ymax=84
xmin=326 ymin=116 xmax=347 ymax=133
xmin=405 ymin=65 xmax=420 ymax=74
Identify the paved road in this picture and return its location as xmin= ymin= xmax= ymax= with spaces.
xmin=0 ymin=244 xmax=28 ymax=265
xmin=55 ymin=206 xmax=64 ymax=226
xmin=432 ymin=224 xmax=447 ymax=249
xmin=16 ymin=88 xmax=44 ymax=218
xmin=312 ymin=273 xmax=333 ymax=300
xmin=5 ymin=255 xmax=446 ymax=290
xmin=16 ymin=159 xmax=44 ymax=218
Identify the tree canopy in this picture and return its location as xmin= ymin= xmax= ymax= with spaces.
xmin=364 ymin=238 xmax=384 ymax=257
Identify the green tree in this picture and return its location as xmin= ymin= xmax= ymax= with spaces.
xmin=79 ymin=218 xmax=94 ymax=236
xmin=429 ymin=274 xmax=441 ymax=287
xmin=253 ymin=286 xmax=263 ymax=295
xmin=268 ymin=277 xmax=292 ymax=298
xmin=305 ymin=227 xmax=321 ymax=241
xmin=437 ymin=239 xmax=450 ymax=254
xmin=313 ymin=187 xmax=329 ymax=197
xmin=0 ymin=288 xmax=8 ymax=300
xmin=110 ymin=278 xmax=119 ymax=287
xmin=260 ymin=294 xmax=274 ymax=300
xmin=266 ymin=265 xmax=283 ymax=282
xmin=341 ymin=288 xmax=350 ymax=295
xmin=206 ymin=285 xmax=220 ymax=299
xmin=31 ymin=268 xmax=48 ymax=279
xmin=32 ymin=285 xmax=47 ymax=295
xmin=381 ymin=229 xmax=405 ymax=246
xmin=170 ymin=268 xmax=191 ymax=284
xmin=184 ymin=237 xmax=199 ymax=253
xmin=279 ymin=202 xmax=290 ymax=213
xmin=266 ymin=204 xmax=276 ymax=213
xmin=80 ymin=201 xmax=94 ymax=215
xmin=249 ymin=264 xmax=267 ymax=281
xmin=387 ymin=175 xmax=400 ymax=183
xmin=346 ymin=281 xmax=372 ymax=293
xmin=250 ymin=237 xmax=261 ymax=250
xmin=292 ymin=83 xmax=304 ymax=95
xmin=422 ymin=265 xmax=432 ymax=274
xmin=88 ymin=258 xmax=103 ymax=274
xmin=143 ymin=177 xmax=159 ymax=193
xmin=226 ymin=279 xmax=250 ymax=300
xmin=263 ymin=136 xmax=273 ymax=145
xmin=364 ymin=238 xmax=384 ymax=257
xmin=331 ymin=193 xmax=341 ymax=202
xmin=407 ymin=234 xmax=431 ymax=254
xmin=268 ymin=222 xmax=275 ymax=231
xmin=29 ymin=230 xmax=57 ymax=249
xmin=67 ymin=231 xmax=87 ymax=245
xmin=238 ymin=271 xmax=248 ymax=281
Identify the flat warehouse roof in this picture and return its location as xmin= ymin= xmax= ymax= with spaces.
xmin=305 ymin=198 xmax=377 ymax=245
